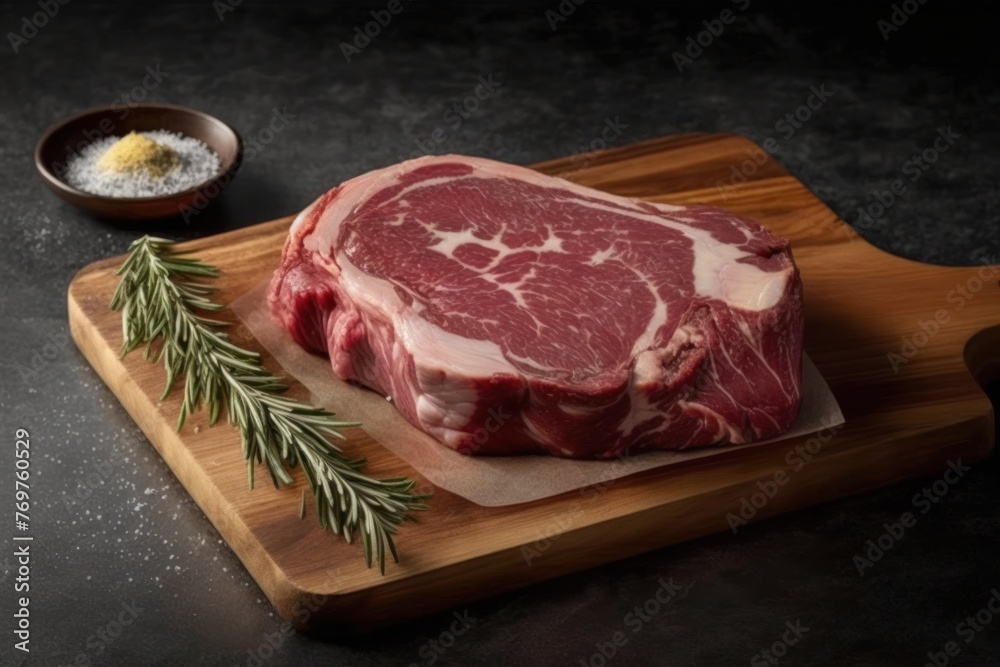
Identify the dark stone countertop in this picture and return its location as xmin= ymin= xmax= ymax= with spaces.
xmin=1 ymin=4 xmax=998 ymax=666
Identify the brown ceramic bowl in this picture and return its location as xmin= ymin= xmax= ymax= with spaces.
xmin=35 ymin=103 xmax=242 ymax=220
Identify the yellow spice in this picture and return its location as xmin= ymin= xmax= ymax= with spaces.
xmin=97 ymin=131 xmax=180 ymax=177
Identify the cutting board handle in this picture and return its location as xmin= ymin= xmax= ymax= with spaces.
xmin=962 ymin=259 xmax=1000 ymax=388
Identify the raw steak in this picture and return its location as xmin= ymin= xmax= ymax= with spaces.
xmin=268 ymin=155 xmax=803 ymax=458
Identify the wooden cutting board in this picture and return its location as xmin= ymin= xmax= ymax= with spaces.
xmin=68 ymin=133 xmax=1000 ymax=632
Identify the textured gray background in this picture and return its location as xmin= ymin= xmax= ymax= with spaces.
xmin=1 ymin=3 xmax=998 ymax=666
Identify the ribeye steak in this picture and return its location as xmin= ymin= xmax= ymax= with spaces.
xmin=268 ymin=155 xmax=803 ymax=458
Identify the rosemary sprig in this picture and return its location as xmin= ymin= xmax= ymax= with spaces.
xmin=109 ymin=236 xmax=429 ymax=573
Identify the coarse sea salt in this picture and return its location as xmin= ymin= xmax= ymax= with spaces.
xmin=64 ymin=130 xmax=220 ymax=198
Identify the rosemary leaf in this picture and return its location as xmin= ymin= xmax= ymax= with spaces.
xmin=109 ymin=235 xmax=429 ymax=573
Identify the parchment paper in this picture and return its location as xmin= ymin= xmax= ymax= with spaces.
xmin=231 ymin=282 xmax=844 ymax=507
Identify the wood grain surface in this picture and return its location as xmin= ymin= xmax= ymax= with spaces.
xmin=67 ymin=133 xmax=1000 ymax=632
